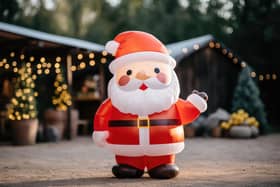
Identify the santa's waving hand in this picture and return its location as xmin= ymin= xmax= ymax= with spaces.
xmin=93 ymin=31 xmax=207 ymax=179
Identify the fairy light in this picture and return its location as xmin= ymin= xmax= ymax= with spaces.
xmin=30 ymin=56 xmax=35 ymax=62
xmin=54 ymin=63 xmax=60 ymax=69
xmin=259 ymin=74 xmax=264 ymax=81
xmin=222 ymin=49 xmax=227 ymax=55
xmin=209 ymin=41 xmax=215 ymax=48
xmin=4 ymin=63 xmax=10 ymax=69
xmin=56 ymin=56 xmax=62 ymax=63
xmin=182 ymin=47 xmax=188 ymax=53
xmin=272 ymin=74 xmax=277 ymax=80
xmin=250 ymin=72 xmax=256 ymax=78
xmin=101 ymin=58 xmax=107 ymax=64
xmin=241 ymin=61 xmax=246 ymax=68
xmin=89 ymin=60 xmax=95 ymax=66
xmin=37 ymin=64 xmax=42 ymax=69
xmin=102 ymin=50 xmax=108 ymax=56
xmin=77 ymin=53 xmax=83 ymax=60
xmin=32 ymin=74 xmax=37 ymax=80
xmin=79 ymin=62 xmax=86 ymax=69
xmin=228 ymin=52 xmax=233 ymax=58
xmin=37 ymin=69 xmax=42 ymax=75
xmin=13 ymin=67 xmax=18 ymax=73
xmin=233 ymin=58 xmax=238 ymax=64
xmin=89 ymin=52 xmax=95 ymax=59
xmin=10 ymin=52 xmax=15 ymax=57
xmin=44 ymin=69 xmax=50 ymax=74
xmin=193 ymin=44 xmax=200 ymax=50
xmin=26 ymin=62 xmax=31 ymax=67
xmin=215 ymin=42 xmax=221 ymax=48
xmin=47 ymin=63 xmax=52 ymax=68
xmin=40 ymin=57 xmax=46 ymax=63
xmin=55 ymin=68 xmax=61 ymax=74
xmin=71 ymin=65 xmax=77 ymax=71
xmin=12 ymin=61 xmax=17 ymax=66
xmin=265 ymin=74 xmax=270 ymax=80
xmin=2 ymin=58 xmax=7 ymax=63
xmin=20 ymin=54 xmax=25 ymax=60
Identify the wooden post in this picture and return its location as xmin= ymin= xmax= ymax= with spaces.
xmin=66 ymin=54 xmax=72 ymax=140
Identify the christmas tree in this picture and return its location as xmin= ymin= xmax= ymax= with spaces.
xmin=231 ymin=66 xmax=269 ymax=133
xmin=52 ymin=72 xmax=72 ymax=111
xmin=8 ymin=64 xmax=37 ymax=120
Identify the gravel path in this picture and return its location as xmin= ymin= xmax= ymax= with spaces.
xmin=0 ymin=134 xmax=280 ymax=187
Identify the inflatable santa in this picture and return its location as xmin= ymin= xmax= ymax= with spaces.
xmin=93 ymin=31 xmax=208 ymax=179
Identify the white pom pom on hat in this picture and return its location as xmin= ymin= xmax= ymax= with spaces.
xmin=105 ymin=40 xmax=120 ymax=56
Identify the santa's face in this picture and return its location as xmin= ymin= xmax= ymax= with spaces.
xmin=109 ymin=61 xmax=180 ymax=116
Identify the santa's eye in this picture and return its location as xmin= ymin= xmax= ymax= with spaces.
xmin=126 ymin=69 xmax=132 ymax=76
xmin=154 ymin=67 xmax=160 ymax=74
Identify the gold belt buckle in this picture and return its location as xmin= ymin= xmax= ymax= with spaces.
xmin=137 ymin=116 xmax=150 ymax=128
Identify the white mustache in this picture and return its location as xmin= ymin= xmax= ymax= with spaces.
xmin=119 ymin=77 xmax=169 ymax=91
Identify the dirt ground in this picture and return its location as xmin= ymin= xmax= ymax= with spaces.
xmin=0 ymin=134 xmax=280 ymax=187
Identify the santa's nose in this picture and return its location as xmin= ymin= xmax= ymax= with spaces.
xmin=136 ymin=71 xmax=150 ymax=80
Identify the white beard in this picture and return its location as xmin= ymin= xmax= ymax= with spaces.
xmin=108 ymin=71 xmax=180 ymax=116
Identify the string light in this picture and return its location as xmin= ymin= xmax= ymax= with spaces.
xmin=20 ymin=54 xmax=24 ymax=60
xmin=54 ymin=63 xmax=60 ymax=69
xmin=222 ymin=49 xmax=227 ymax=55
xmin=37 ymin=69 xmax=42 ymax=75
xmin=44 ymin=69 xmax=50 ymax=74
xmin=182 ymin=47 xmax=188 ymax=53
xmin=101 ymin=58 xmax=107 ymax=64
xmin=4 ymin=63 xmax=10 ymax=69
xmin=2 ymin=58 xmax=7 ymax=63
xmin=228 ymin=52 xmax=233 ymax=58
xmin=32 ymin=74 xmax=37 ymax=80
xmin=215 ymin=42 xmax=221 ymax=48
xmin=47 ymin=62 xmax=52 ymax=68
xmin=71 ymin=65 xmax=77 ymax=72
xmin=26 ymin=62 xmax=31 ymax=67
xmin=233 ymin=58 xmax=238 ymax=64
xmin=37 ymin=64 xmax=42 ymax=69
xmin=102 ymin=50 xmax=108 ymax=56
xmin=259 ymin=75 xmax=264 ymax=81
xmin=89 ymin=60 xmax=95 ymax=66
xmin=30 ymin=56 xmax=35 ymax=62
xmin=272 ymin=74 xmax=277 ymax=80
xmin=13 ymin=67 xmax=18 ymax=73
xmin=10 ymin=52 xmax=15 ymax=57
xmin=241 ymin=61 xmax=246 ymax=68
xmin=265 ymin=74 xmax=270 ymax=80
xmin=12 ymin=61 xmax=17 ymax=66
xmin=209 ymin=42 xmax=215 ymax=48
xmin=89 ymin=52 xmax=95 ymax=59
xmin=40 ymin=57 xmax=46 ymax=63
xmin=77 ymin=53 xmax=83 ymax=60
xmin=250 ymin=72 xmax=256 ymax=78
xmin=193 ymin=44 xmax=199 ymax=50
xmin=79 ymin=62 xmax=86 ymax=69
xmin=55 ymin=68 xmax=61 ymax=74
xmin=56 ymin=56 xmax=62 ymax=63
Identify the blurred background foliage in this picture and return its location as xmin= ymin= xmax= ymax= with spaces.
xmin=0 ymin=0 xmax=279 ymax=68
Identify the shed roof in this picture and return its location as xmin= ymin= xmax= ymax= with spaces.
xmin=167 ymin=34 xmax=214 ymax=62
xmin=0 ymin=22 xmax=104 ymax=51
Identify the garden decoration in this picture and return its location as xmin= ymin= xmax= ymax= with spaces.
xmin=93 ymin=31 xmax=208 ymax=179
xmin=220 ymin=109 xmax=259 ymax=138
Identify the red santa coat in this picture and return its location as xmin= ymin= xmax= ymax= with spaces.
xmin=94 ymin=96 xmax=205 ymax=156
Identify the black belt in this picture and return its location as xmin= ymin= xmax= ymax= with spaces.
xmin=109 ymin=118 xmax=180 ymax=128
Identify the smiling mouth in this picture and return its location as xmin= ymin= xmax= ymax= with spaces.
xmin=139 ymin=83 xmax=148 ymax=91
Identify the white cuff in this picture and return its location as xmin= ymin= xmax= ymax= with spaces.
xmin=92 ymin=131 xmax=109 ymax=147
xmin=187 ymin=94 xmax=207 ymax=112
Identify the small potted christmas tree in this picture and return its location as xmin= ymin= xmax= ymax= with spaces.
xmin=44 ymin=72 xmax=77 ymax=139
xmin=8 ymin=64 xmax=38 ymax=145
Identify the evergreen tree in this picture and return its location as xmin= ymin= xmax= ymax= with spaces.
xmin=52 ymin=73 xmax=72 ymax=111
xmin=231 ymin=66 xmax=269 ymax=133
xmin=8 ymin=64 xmax=37 ymax=120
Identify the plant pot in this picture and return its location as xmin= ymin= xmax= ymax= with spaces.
xmin=44 ymin=109 xmax=66 ymax=139
xmin=11 ymin=119 xmax=38 ymax=145
xmin=44 ymin=109 xmax=79 ymax=139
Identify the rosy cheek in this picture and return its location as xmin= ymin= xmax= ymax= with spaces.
xmin=156 ymin=72 xmax=168 ymax=84
xmin=118 ymin=75 xmax=130 ymax=86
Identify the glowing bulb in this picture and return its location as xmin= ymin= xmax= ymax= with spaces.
xmin=37 ymin=64 xmax=42 ymax=69
xmin=215 ymin=43 xmax=221 ymax=48
xmin=12 ymin=61 xmax=17 ymax=66
xmin=259 ymin=75 xmax=264 ymax=81
xmin=222 ymin=49 xmax=227 ymax=55
xmin=10 ymin=52 xmax=15 ymax=57
xmin=79 ymin=62 xmax=86 ymax=69
xmin=209 ymin=42 xmax=215 ymax=48
xmin=40 ymin=57 xmax=46 ymax=63
xmin=26 ymin=62 xmax=31 ymax=67
xmin=102 ymin=50 xmax=108 ymax=56
xmin=4 ymin=63 xmax=10 ymax=69
xmin=241 ymin=61 xmax=246 ymax=68
xmin=272 ymin=74 xmax=277 ymax=80
xmin=182 ymin=47 xmax=188 ymax=53
xmin=32 ymin=74 xmax=37 ymax=80
xmin=89 ymin=60 xmax=95 ymax=66
xmin=55 ymin=68 xmax=61 ymax=74
xmin=228 ymin=52 xmax=233 ymax=58
xmin=77 ymin=53 xmax=83 ymax=60
xmin=13 ymin=67 xmax=18 ymax=73
xmin=193 ymin=44 xmax=200 ymax=50
xmin=44 ymin=69 xmax=50 ymax=74
xmin=250 ymin=72 xmax=256 ymax=78
xmin=101 ymin=58 xmax=107 ymax=64
xmin=54 ymin=63 xmax=60 ymax=68
xmin=20 ymin=54 xmax=25 ymax=60
xmin=71 ymin=65 xmax=77 ymax=71
xmin=47 ymin=63 xmax=52 ymax=68
xmin=233 ymin=58 xmax=238 ymax=64
xmin=56 ymin=56 xmax=61 ymax=62
xmin=265 ymin=74 xmax=270 ymax=80
xmin=37 ymin=69 xmax=42 ymax=75
xmin=89 ymin=52 xmax=95 ymax=59
xmin=30 ymin=56 xmax=35 ymax=62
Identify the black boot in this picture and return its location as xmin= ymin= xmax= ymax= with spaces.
xmin=148 ymin=164 xmax=179 ymax=179
xmin=112 ymin=164 xmax=144 ymax=178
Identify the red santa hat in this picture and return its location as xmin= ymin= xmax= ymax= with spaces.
xmin=105 ymin=31 xmax=176 ymax=73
